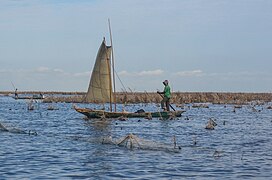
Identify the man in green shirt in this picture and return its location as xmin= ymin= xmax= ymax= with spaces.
xmin=157 ymin=80 xmax=171 ymax=111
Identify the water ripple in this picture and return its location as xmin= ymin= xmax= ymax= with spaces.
xmin=1 ymin=97 xmax=272 ymax=179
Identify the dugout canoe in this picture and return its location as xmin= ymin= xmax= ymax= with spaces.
xmin=74 ymin=107 xmax=185 ymax=119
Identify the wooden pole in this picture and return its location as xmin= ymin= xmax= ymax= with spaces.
xmin=108 ymin=18 xmax=117 ymax=112
xmin=157 ymin=92 xmax=176 ymax=111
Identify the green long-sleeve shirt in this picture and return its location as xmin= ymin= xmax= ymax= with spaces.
xmin=164 ymin=85 xmax=171 ymax=98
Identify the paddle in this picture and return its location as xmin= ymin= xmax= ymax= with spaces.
xmin=156 ymin=92 xmax=176 ymax=111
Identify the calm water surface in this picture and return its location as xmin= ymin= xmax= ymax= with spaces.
xmin=0 ymin=96 xmax=272 ymax=179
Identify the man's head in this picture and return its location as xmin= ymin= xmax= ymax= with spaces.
xmin=163 ymin=80 xmax=168 ymax=86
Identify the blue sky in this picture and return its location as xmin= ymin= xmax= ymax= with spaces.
xmin=0 ymin=0 xmax=271 ymax=92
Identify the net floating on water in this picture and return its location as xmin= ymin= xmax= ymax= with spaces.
xmin=102 ymin=133 xmax=181 ymax=153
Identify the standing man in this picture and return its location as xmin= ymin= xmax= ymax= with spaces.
xmin=157 ymin=80 xmax=171 ymax=111
xmin=15 ymin=88 xmax=18 ymax=99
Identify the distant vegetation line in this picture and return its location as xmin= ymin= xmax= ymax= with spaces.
xmin=1 ymin=91 xmax=271 ymax=104
xmin=0 ymin=91 xmax=85 ymax=95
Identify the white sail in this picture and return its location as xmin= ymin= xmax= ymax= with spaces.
xmin=85 ymin=39 xmax=113 ymax=103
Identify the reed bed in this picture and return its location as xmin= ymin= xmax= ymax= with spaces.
xmin=41 ymin=92 xmax=272 ymax=104
xmin=1 ymin=91 xmax=271 ymax=104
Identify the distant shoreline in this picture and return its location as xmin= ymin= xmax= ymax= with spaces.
xmin=1 ymin=91 xmax=271 ymax=104
xmin=0 ymin=91 xmax=85 ymax=95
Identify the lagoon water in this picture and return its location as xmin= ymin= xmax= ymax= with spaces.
xmin=0 ymin=95 xmax=272 ymax=179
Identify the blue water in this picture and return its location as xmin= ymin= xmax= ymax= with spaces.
xmin=0 ymin=96 xmax=272 ymax=179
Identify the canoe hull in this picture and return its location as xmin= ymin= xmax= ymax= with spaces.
xmin=13 ymin=95 xmax=45 ymax=100
xmin=74 ymin=107 xmax=185 ymax=119
xmin=13 ymin=97 xmax=44 ymax=100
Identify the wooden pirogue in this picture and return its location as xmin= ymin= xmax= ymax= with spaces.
xmin=74 ymin=107 xmax=184 ymax=119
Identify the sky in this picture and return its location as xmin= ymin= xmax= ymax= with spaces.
xmin=0 ymin=0 xmax=272 ymax=92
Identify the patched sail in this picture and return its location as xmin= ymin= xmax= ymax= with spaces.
xmin=85 ymin=39 xmax=113 ymax=103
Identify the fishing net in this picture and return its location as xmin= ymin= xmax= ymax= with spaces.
xmin=0 ymin=122 xmax=37 ymax=135
xmin=101 ymin=133 xmax=181 ymax=153
xmin=0 ymin=122 xmax=8 ymax=132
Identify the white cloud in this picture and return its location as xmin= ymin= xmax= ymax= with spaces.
xmin=118 ymin=69 xmax=164 ymax=77
xmin=173 ymin=70 xmax=272 ymax=79
xmin=53 ymin=68 xmax=64 ymax=73
xmin=33 ymin=67 xmax=71 ymax=76
xmin=138 ymin=69 xmax=164 ymax=76
xmin=0 ymin=67 xmax=90 ymax=77
xmin=118 ymin=70 xmax=131 ymax=76
xmin=174 ymin=70 xmax=204 ymax=77
xmin=206 ymin=71 xmax=271 ymax=78
xmin=35 ymin=67 xmax=50 ymax=73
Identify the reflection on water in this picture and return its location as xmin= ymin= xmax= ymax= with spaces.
xmin=0 ymin=96 xmax=272 ymax=179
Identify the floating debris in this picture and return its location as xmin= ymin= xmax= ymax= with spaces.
xmin=47 ymin=105 xmax=59 ymax=110
xmin=251 ymin=106 xmax=261 ymax=112
xmin=117 ymin=116 xmax=127 ymax=121
xmin=213 ymin=150 xmax=224 ymax=159
xmin=134 ymin=109 xmax=145 ymax=113
xmin=193 ymin=135 xmax=197 ymax=145
xmin=172 ymin=135 xmax=181 ymax=149
xmin=192 ymin=103 xmax=209 ymax=108
xmin=234 ymin=105 xmax=242 ymax=109
xmin=176 ymin=104 xmax=185 ymax=109
xmin=205 ymin=118 xmax=217 ymax=130
xmin=28 ymin=101 xmax=35 ymax=111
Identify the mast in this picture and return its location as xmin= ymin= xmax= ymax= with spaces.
xmin=108 ymin=18 xmax=117 ymax=112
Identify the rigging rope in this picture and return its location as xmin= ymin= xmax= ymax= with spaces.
xmin=113 ymin=68 xmax=127 ymax=93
